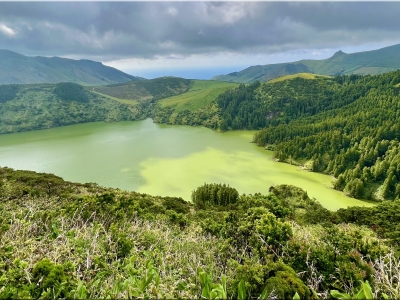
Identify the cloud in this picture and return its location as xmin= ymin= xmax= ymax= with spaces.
xmin=0 ymin=2 xmax=399 ymax=65
xmin=0 ymin=24 xmax=16 ymax=37
xmin=167 ymin=7 xmax=178 ymax=17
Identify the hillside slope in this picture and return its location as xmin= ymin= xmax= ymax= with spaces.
xmin=0 ymin=78 xmax=235 ymax=135
xmin=1 ymin=166 xmax=399 ymax=298
xmin=212 ymin=43 xmax=400 ymax=83
xmin=91 ymin=77 xmax=193 ymax=104
xmin=0 ymin=49 xmax=142 ymax=85
xmin=209 ymin=70 xmax=400 ymax=200
xmin=152 ymin=80 xmax=238 ymax=126
xmin=0 ymin=82 xmax=149 ymax=134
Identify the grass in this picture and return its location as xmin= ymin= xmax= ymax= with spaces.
xmin=266 ymin=73 xmax=332 ymax=84
xmin=159 ymin=80 xmax=238 ymax=112
xmin=90 ymin=77 xmax=192 ymax=103
xmin=90 ymin=90 xmax=139 ymax=106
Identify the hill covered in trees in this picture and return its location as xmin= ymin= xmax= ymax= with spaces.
xmin=0 ymin=78 xmax=238 ymax=135
xmin=207 ymin=70 xmax=400 ymax=201
xmin=0 ymin=82 xmax=150 ymax=134
xmin=1 ymin=166 xmax=400 ymax=298
xmin=152 ymin=80 xmax=238 ymax=126
xmin=212 ymin=43 xmax=400 ymax=83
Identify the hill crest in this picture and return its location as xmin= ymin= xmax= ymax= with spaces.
xmin=0 ymin=49 xmax=143 ymax=86
xmin=212 ymin=43 xmax=400 ymax=83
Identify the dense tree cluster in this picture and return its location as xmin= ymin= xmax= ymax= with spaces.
xmin=0 ymin=84 xmax=19 ymax=103
xmin=214 ymin=74 xmax=382 ymax=131
xmin=0 ymin=83 xmax=150 ymax=134
xmin=53 ymin=82 xmax=89 ymax=103
xmin=191 ymin=183 xmax=239 ymax=208
xmin=252 ymin=70 xmax=400 ymax=200
xmin=216 ymin=81 xmax=263 ymax=130
xmin=152 ymin=104 xmax=220 ymax=129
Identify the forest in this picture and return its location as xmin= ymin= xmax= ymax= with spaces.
xmin=1 ymin=167 xmax=400 ymax=298
xmin=0 ymin=83 xmax=151 ymax=134
xmin=2 ymin=73 xmax=400 ymax=200
xmin=210 ymin=71 xmax=400 ymax=201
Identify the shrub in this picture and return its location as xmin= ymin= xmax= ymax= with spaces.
xmin=192 ymin=183 xmax=239 ymax=208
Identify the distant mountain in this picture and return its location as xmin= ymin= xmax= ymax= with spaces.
xmin=0 ymin=49 xmax=143 ymax=85
xmin=212 ymin=43 xmax=400 ymax=83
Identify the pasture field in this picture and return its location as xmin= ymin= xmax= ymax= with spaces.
xmin=159 ymin=80 xmax=238 ymax=112
xmin=266 ymin=72 xmax=332 ymax=84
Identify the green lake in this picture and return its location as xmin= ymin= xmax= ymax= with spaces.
xmin=0 ymin=118 xmax=374 ymax=210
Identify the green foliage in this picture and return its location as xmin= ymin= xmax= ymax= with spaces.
xmin=216 ymin=81 xmax=262 ymax=130
xmin=234 ymin=260 xmax=310 ymax=299
xmin=122 ymin=258 xmax=160 ymax=298
xmin=152 ymin=80 xmax=238 ymax=128
xmin=0 ymin=82 xmax=149 ymax=134
xmin=237 ymin=193 xmax=291 ymax=219
xmin=197 ymin=268 xmax=227 ymax=299
xmin=192 ymin=183 xmax=239 ymax=208
xmin=93 ymin=77 xmax=192 ymax=103
xmin=248 ymin=70 xmax=400 ymax=200
xmin=238 ymin=207 xmax=292 ymax=249
xmin=30 ymin=259 xmax=73 ymax=299
xmin=162 ymin=197 xmax=190 ymax=214
xmin=330 ymin=280 xmax=387 ymax=299
xmin=0 ymin=85 xmax=19 ymax=103
xmin=336 ymin=200 xmax=400 ymax=248
xmin=110 ymin=224 xmax=134 ymax=259
xmin=268 ymin=184 xmax=334 ymax=224
xmin=237 ymin=280 xmax=247 ymax=300
xmin=53 ymin=82 xmax=89 ymax=103
xmin=0 ymin=168 xmax=397 ymax=298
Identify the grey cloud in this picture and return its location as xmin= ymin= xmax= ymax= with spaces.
xmin=0 ymin=2 xmax=400 ymax=61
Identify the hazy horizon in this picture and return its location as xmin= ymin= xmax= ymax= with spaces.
xmin=2 ymin=2 xmax=400 ymax=79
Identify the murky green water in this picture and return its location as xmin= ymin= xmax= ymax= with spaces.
xmin=0 ymin=119 xmax=374 ymax=210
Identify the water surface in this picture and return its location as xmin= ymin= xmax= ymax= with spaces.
xmin=0 ymin=119 xmax=374 ymax=210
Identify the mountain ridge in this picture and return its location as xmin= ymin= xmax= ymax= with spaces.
xmin=0 ymin=49 xmax=143 ymax=86
xmin=212 ymin=43 xmax=400 ymax=83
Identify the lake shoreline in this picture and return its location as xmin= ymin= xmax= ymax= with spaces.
xmin=0 ymin=119 xmax=374 ymax=210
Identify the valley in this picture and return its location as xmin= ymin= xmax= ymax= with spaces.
xmin=2 ymin=69 xmax=400 ymax=204
xmin=2 ymin=42 xmax=400 ymax=299
xmin=0 ymin=119 xmax=372 ymax=210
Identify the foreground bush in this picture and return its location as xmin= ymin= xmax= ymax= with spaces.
xmin=0 ymin=167 xmax=399 ymax=298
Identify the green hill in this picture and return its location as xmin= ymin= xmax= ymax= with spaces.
xmin=0 ymin=82 xmax=149 ymax=134
xmin=0 ymin=49 xmax=143 ymax=85
xmin=266 ymin=73 xmax=332 ymax=84
xmin=212 ymin=43 xmax=400 ymax=83
xmin=158 ymin=80 xmax=238 ymax=112
xmin=152 ymin=80 xmax=238 ymax=126
xmin=91 ymin=77 xmax=193 ymax=104
xmin=209 ymin=70 xmax=400 ymax=201
xmin=0 ymin=78 xmax=237 ymax=134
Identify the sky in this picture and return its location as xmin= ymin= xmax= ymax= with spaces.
xmin=1 ymin=2 xmax=400 ymax=79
